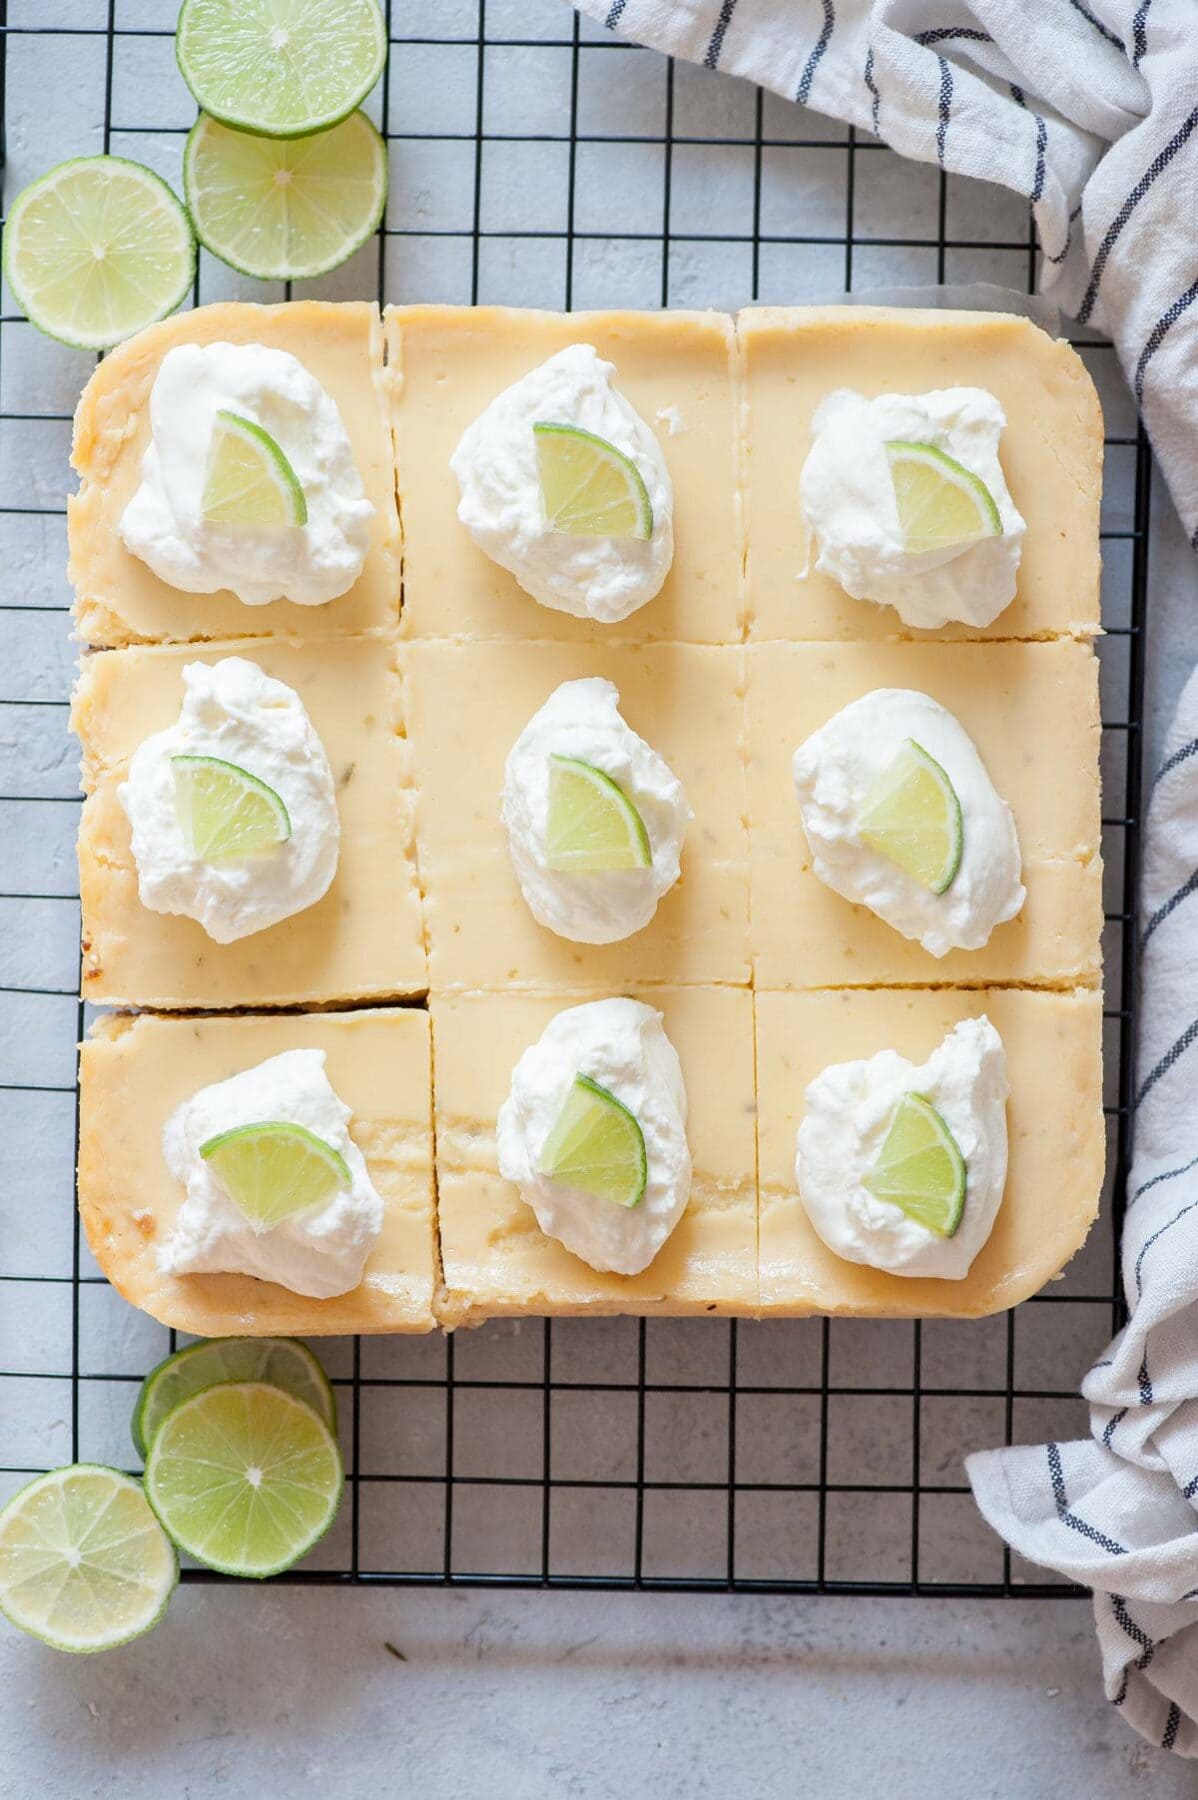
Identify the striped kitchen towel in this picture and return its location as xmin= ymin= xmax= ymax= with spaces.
xmin=968 ymin=660 xmax=1198 ymax=1760
xmin=577 ymin=0 xmax=1198 ymax=548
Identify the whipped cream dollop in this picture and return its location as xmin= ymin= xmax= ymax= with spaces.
xmin=793 ymin=689 xmax=1024 ymax=957
xmin=450 ymin=344 xmax=673 ymax=622
xmin=119 ymin=656 xmax=340 ymax=944
xmin=119 ymin=341 xmax=373 ymax=606
xmin=161 ymin=1048 xmax=383 ymax=1298
xmin=502 ymin=677 xmax=691 ymax=944
xmin=798 ymin=387 xmax=1026 ymax=630
xmin=497 ymin=998 xmax=691 ymax=1276
xmin=796 ymin=1017 xmax=1009 ymax=1281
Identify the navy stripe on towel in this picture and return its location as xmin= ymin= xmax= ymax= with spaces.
xmin=915 ymin=27 xmax=991 ymax=45
xmin=1134 ymin=1200 xmax=1198 ymax=1300
xmin=1113 ymin=1594 xmax=1156 ymax=1668
xmin=704 ymin=0 xmax=739 ymax=69
xmin=1130 ymin=1150 xmax=1198 ymax=1210
xmin=1143 ymin=866 xmax=1198 ymax=946
xmin=863 ymin=46 xmax=881 ymax=138
xmin=1048 ymin=1442 xmax=1128 ymax=1555
xmin=1164 ymin=1703 xmax=1181 ymax=1751
xmin=796 ymin=0 xmax=835 ymax=106
xmin=1153 ymin=733 xmax=1198 ymax=791
xmin=1079 ymin=106 xmax=1198 ymax=324
xmin=604 ymin=0 xmax=627 ymax=29
xmin=1067 ymin=0 xmax=1125 ymax=51
xmin=1135 ymin=279 xmax=1198 ymax=402
xmin=1132 ymin=0 xmax=1153 ymax=68
xmin=1136 ymin=1018 xmax=1198 ymax=1109
xmin=1009 ymin=84 xmax=1048 ymax=204
xmin=935 ymin=56 xmax=953 ymax=166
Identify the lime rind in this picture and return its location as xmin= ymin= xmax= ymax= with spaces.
xmin=2 ymin=155 xmax=195 ymax=352
xmin=863 ymin=1093 xmax=967 ymax=1238
xmin=132 ymin=1337 xmax=336 ymax=1460
xmin=144 ymin=1383 xmax=344 ymax=1579
xmin=175 ymin=0 xmax=387 ymax=139
xmin=858 ymin=737 xmax=964 ymax=896
xmin=539 ymin=1072 xmax=648 ymax=1210
xmin=199 ymin=1119 xmax=352 ymax=1235
xmin=0 ymin=1465 xmax=178 ymax=1653
xmin=172 ymin=753 xmax=292 ymax=862
xmin=884 ymin=439 xmax=1002 ymax=553
xmin=203 ymin=410 xmax=308 ymax=528
xmin=533 ymin=421 xmax=654 ymax=541
xmin=545 ymin=754 xmax=652 ymax=872
xmin=183 ymin=110 xmax=388 ymax=282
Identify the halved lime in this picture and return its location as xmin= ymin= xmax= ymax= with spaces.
xmin=2 ymin=156 xmax=195 ymax=352
xmin=534 ymin=422 xmax=653 ymax=540
xmin=199 ymin=1120 xmax=351 ymax=1234
xmin=132 ymin=1337 xmax=336 ymax=1461
xmin=864 ymin=1093 xmax=966 ymax=1237
xmin=545 ymin=754 xmax=652 ymax=872
xmin=858 ymin=738 xmax=963 ymax=895
xmin=202 ymin=410 xmax=307 ymax=528
xmin=172 ymin=754 xmax=292 ymax=862
xmin=184 ymin=110 xmax=388 ymax=282
xmin=885 ymin=441 xmax=1002 ymax=554
xmin=0 ymin=1465 xmax=177 ymax=1653
xmin=144 ymin=1383 xmax=343 ymax=1578
xmin=539 ymin=1073 xmax=648 ymax=1209
xmin=176 ymin=0 xmax=387 ymax=139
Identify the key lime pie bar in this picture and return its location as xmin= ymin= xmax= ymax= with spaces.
xmin=78 ymin=1008 xmax=437 ymax=1335
xmin=69 ymin=301 xmax=399 ymax=646
xmin=386 ymin=305 xmax=744 ymax=642
xmin=432 ymin=987 xmax=757 ymax=1322
xmin=73 ymin=635 xmax=425 ymax=1008
xmin=740 ymin=306 xmax=1103 ymax=641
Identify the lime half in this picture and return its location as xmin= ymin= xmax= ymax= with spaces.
xmin=172 ymin=754 xmax=292 ymax=863
xmin=132 ymin=1337 xmax=336 ymax=1461
xmin=144 ymin=1383 xmax=343 ymax=1578
xmin=539 ymin=1073 xmax=648 ymax=1210
xmin=545 ymin=754 xmax=652 ymax=872
xmin=177 ymin=0 xmax=387 ymax=138
xmin=202 ymin=410 xmax=307 ymax=528
xmin=2 ymin=156 xmax=194 ymax=352
xmin=864 ymin=1093 xmax=966 ymax=1238
xmin=534 ymin=422 xmax=653 ymax=540
xmin=885 ymin=441 xmax=1002 ymax=554
xmin=858 ymin=738 xmax=963 ymax=895
xmin=200 ymin=1120 xmax=351 ymax=1234
xmin=0 ymin=1466 xmax=177 ymax=1653
xmin=184 ymin=110 xmax=387 ymax=282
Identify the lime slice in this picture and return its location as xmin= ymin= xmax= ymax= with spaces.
xmin=539 ymin=1073 xmax=648 ymax=1210
xmin=858 ymin=738 xmax=963 ymax=895
xmin=533 ymin=422 xmax=653 ymax=540
xmin=0 ymin=1465 xmax=177 ymax=1653
xmin=863 ymin=1093 xmax=966 ymax=1237
xmin=545 ymin=754 xmax=652 ymax=872
xmin=144 ymin=1383 xmax=343 ymax=1578
xmin=885 ymin=441 xmax=1002 ymax=554
xmin=132 ymin=1337 xmax=336 ymax=1461
xmin=2 ymin=156 xmax=194 ymax=352
xmin=184 ymin=110 xmax=388 ymax=282
xmin=176 ymin=0 xmax=387 ymax=139
xmin=199 ymin=1120 xmax=351 ymax=1234
xmin=172 ymin=754 xmax=292 ymax=862
xmin=202 ymin=410 xmax=307 ymax=528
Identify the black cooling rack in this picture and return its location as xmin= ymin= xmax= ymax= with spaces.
xmin=0 ymin=1 xmax=1149 ymax=1597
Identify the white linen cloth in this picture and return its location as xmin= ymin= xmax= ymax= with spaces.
xmin=576 ymin=0 xmax=1198 ymax=547
xmin=967 ymin=666 xmax=1198 ymax=1760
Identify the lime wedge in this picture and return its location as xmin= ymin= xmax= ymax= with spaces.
xmin=176 ymin=0 xmax=387 ymax=139
xmin=2 ymin=156 xmax=194 ymax=352
xmin=885 ymin=441 xmax=1002 ymax=554
xmin=184 ymin=110 xmax=387 ymax=282
xmin=539 ymin=1073 xmax=648 ymax=1209
xmin=858 ymin=738 xmax=963 ymax=895
xmin=0 ymin=1465 xmax=177 ymax=1653
xmin=172 ymin=754 xmax=292 ymax=862
xmin=533 ymin=422 xmax=653 ymax=540
xmin=545 ymin=754 xmax=652 ymax=872
xmin=199 ymin=1120 xmax=351 ymax=1234
xmin=202 ymin=410 xmax=307 ymax=528
xmin=144 ymin=1383 xmax=343 ymax=1578
xmin=863 ymin=1093 xmax=966 ymax=1237
xmin=132 ymin=1337 xmax=336 ymax=1461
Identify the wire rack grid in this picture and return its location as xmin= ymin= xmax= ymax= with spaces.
xmin=0 ymin=0 xmax=1149 ymax=1597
